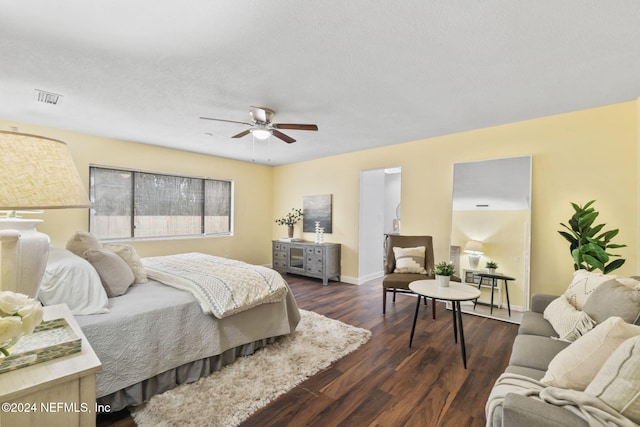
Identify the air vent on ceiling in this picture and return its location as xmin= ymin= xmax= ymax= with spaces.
xmin=476 ymin=204 xmax=489 ymax=208
xmin=34 ymin=89 xmax=62 ymax=105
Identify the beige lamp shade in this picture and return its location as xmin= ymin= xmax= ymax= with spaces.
xmin=0 ymin=131 xmax=89 ymax=298
xmin=463 ymin=240 xmax=484 ymax=255
xmin=0 ymin=131 xmax=90 ymax=210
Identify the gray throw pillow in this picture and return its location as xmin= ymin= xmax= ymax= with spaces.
xmin=83 ymin=248 xmax=135 ymax=297
xmin=583 ymin=279 xmax=640 ymax=325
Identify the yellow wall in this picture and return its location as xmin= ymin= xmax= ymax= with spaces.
xmin=2 ymin=100 xmax=638 ymax=297
xmin=274 ymin=101 xmax=639 ymax=294
xmin=0 ymin=119 xmax=274 ymax=265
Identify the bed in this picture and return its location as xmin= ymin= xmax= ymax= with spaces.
xmin=39 ymin=240 xmax=300 ymax=412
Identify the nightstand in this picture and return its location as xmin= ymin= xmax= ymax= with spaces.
xmin=0 ymin=304 xmax=102 ymax=427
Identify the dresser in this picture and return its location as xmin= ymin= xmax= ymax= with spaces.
xmin=272 ymin=241 xmax=341 ymax=285
xmin=0 ymin=304 xmax=102 ymax=427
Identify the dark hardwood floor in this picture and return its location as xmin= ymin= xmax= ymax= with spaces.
xmin=98 ymin=275 xmax=519 ymax=427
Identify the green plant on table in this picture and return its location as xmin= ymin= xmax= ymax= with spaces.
xmin=274 ymin=208 xmax=303 ymax=227
xmin=434 ymin=261 xmax=454 ymax=276
xmin=558 ymin=200 xmax=626 ymax=274
xmin=485 ymin=261 xmax=498 ymax=269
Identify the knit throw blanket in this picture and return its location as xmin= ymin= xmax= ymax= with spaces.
xmin=142 ymin=253 xmax=288 ymax=319
xmin=486 ymin=373 xmax=637 ymax=427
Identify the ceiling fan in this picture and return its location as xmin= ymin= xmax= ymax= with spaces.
xmin=200 ymin=106 xmax=318 ymax=144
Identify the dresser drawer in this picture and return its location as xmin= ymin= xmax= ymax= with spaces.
xmin=273 ymin=251 xmax=287 ymax=260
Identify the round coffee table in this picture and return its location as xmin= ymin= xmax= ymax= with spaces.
xmin=409 ymin=280 xmax=481 ymax=368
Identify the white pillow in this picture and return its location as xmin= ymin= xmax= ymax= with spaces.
xmin=543 ymin=294 xmax=596 ymax=342
xmin=541 ymin=317 xmax=640 ymax=390
xmin=616 ymin=277 xmax=640 ymax=290
xmin=39 ymin=247 xmax=109 ymax=315
xmin=564 ymin=269 xmax=617 ymax=310
xmin=585 ymin=335 xmax=640 ymax=424
xmin=393 ymin=246 xmax=427 ymax=274
xmin=103 ymin=243 xmax=148 ymax=284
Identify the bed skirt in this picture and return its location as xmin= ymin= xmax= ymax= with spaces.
xmin=98 ymin=336 xmax=278 ymax=412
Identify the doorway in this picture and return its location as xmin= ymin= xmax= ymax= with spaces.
xmin=358 ymin=167 xmax=401 ymax=283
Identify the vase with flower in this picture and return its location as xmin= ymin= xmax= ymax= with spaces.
xmin=275 ymin=208 xmax=303 ymax=239
xmin=0 ymin=291 xmax=44 ymax=357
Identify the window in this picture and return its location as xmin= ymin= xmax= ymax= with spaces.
xmin=89 ymin=166 xmax=233 ymax=240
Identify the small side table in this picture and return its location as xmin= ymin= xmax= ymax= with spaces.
xmin=0 ymin=304 xmax=102 ymax=427
xmin=409 ymin=280 xmax=481 ymax=368
xmin=473 ymin=273 xmax=514 ymax=316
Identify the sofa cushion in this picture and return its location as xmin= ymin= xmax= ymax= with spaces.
xmin=504 ymin=365 xmax=547 ymax=381
xmin=509 ymin=335 xmax=571 ymax=371
xmin=585 ymin=335 xmax=640 ymax=424
xmin=583 ymin=279 xmax=640 ymax=325
xmin=392 ymin=246 xmax=427 ymax=274
xmin=540 ymin=317 xmax=640 ymax=390
xmin=543 ymin=294 xmax=596 ymax=342
xmin=518 ymin=311 xmax=558 ymax=338
xmin=564 ymin=269 xmax=616 ymax=310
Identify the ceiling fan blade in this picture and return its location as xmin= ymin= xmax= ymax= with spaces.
xmin=231 ymin=130 xmax=251 ymax=139
xmin=200 ymin=116 xmax=252 ymax=126
xmin=272 ymin=123 xmax=318 ymax=131
xmin=272 ymin=130 xmax=296 ymax=144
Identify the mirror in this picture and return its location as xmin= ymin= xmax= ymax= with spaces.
xmin=450 ymin=156 xmax=531 ymax=323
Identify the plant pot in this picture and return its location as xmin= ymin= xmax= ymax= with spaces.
xmin=487 ymin=268 xmax=496 ymax=275
xmin=287 ymin=226 xmax=294 ymax=239
xmin=436 ymin=275 xmax=450 ymax=287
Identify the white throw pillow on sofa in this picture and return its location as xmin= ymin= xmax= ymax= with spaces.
xmin=564 ymin=269 xmax=617 ymax=310
xmin=585 ymin=335 xmax=640 ymax=424
xmin=541 ymin=317 xmax=640 ymax=390
xmin=543 ymin=294 xmax=596 ymax=342
xmin=39 ymin=247 xmax=109 ymax=315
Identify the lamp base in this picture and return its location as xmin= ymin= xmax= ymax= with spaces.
xmin=468 ymin=255 xmax=480 ymax=269
xmin=0 ymin=219 xmax=50 ymax=298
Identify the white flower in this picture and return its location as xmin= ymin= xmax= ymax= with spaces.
xmin=0 ymin=316 xmax=22 ymax=344
xmin=0 ymin=291 xmax=28 ymax=315
xmin=0 ymin=291 xmax=43 ymax=356
xmin=18 ymin=303 xmax=44 ymax=335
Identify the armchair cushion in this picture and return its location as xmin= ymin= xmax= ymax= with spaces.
xmin=383 ymin=272 xmax=429 ymax=289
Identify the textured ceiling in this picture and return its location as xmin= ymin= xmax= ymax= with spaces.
xmin=1 ymin=1 xmax=640 ymax=165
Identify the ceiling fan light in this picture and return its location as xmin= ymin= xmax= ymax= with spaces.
xmin=251 ymin=129 xmax=272 ymax=140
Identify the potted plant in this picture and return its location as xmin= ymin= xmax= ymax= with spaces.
xmin=558 ymin=200 xmax=626 ymax=273
xmin=434 ymin=261 xmax=454 ymax=287
xmin=485 ymin=261 xmax=498 ymax=274
xmin=275 ymin=208 xmax=303 ymax=239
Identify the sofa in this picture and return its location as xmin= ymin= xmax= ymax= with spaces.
xmin=487 ymin=271 xmax=640 ymax=427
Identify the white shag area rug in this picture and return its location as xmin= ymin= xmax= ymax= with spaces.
xmin=130 ymin=309 xmax=371 ymax=427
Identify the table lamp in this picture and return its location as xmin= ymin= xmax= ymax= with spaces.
xmin=463 ymin=240 xmax=484 ymax=269
xmin=0 ymin=131 xmax=90 ymax=297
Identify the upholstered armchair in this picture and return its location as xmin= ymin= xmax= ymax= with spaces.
xmin=382 ymin=234 xmax=461 ymax=315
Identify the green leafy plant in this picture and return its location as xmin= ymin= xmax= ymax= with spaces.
xmin=434 ymin=261 xmax=454 ymax=276
xmin=274 ymin=208 xmax=303 ymax=227
xmin=485 ymin=261 xmax=498 ymax=269
xmin=558 ymin=200 xmax=626 ymax=274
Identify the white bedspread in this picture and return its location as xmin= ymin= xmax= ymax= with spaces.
xmin=142 ymin=252 xmax=288 ymax=318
